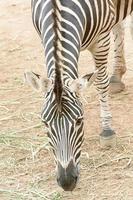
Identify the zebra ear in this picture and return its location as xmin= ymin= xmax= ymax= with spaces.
xmin=70 ymin=70 xmax=98 ymax=93
xmin=24 ymin=71 xmax=51 ymax=92
xmin=80 ymin=70 xmax=98 ymax=88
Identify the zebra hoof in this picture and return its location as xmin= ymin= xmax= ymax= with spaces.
xmin=100 ymin=130 xmax=116 ymax=148
xmin=109 ymin=81 xmax=125 ymax=94
xmin=109 ymin=76 xmax=125 ymax=94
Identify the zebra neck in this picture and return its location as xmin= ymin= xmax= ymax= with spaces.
xmin=43 ymin=0 xmax=82 ymax=82
xmin=44 ymin=32 xmax=80 ymax=85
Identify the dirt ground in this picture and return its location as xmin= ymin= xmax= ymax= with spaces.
xmin=0 ymin=1 xmax=133 ymax=200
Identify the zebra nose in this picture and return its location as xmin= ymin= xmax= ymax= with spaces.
xmin=57 ymin=160 xmax=79 ymax=191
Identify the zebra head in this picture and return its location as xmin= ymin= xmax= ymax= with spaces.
xmin=24 ymin=70 xmax=97 ymax=191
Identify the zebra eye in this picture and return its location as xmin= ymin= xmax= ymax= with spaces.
xmin=76 ymin=118 xmax=83 ymax=125
xmin=43 ymin=121 xmax=48 ymax=128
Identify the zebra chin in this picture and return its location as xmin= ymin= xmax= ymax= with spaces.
xmin=56 ymin=160 xmax=79 ymax=191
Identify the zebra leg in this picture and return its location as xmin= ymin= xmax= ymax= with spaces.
xmin=110 ymin=22 xmax=126 ymax=94
xmin=90 ymin=34 xmax=116 ymax=147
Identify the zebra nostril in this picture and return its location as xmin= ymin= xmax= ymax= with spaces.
xmin=74 ymin=175 xmax=78 ymax=183
xmin=57 ymin=177 xmax=60 ymax=186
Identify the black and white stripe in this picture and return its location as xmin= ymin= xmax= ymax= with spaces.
xmin=41 ymin=87 xmax=83 ymax=166
xmin=110 ymin=12 xmax=133 ymax=93
xmin=31 ymin=0 xmax=133 ymax=190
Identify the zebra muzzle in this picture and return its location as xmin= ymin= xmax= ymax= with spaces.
xmin=57 ymin=160 xmax=79 ymax=191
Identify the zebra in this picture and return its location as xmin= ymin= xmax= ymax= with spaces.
xmin=110 ymin=13 xmax=133 ymax=93
xmin=24 ymin=0 xmax=133 ymax=191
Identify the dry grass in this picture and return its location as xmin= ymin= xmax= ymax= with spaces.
xmin=0 ymin=1 xmax=133 ymax=199
xmin=0 ymin=73 xmax=133 ymax=200
xmin=0 ymin=87 xmax=60 ymax=200
xmin=1 ymin=87 xmax=133 ymax=200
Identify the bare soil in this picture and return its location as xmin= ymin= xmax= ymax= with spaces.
xmin=0 ymin=1 xmax=133 ymax=200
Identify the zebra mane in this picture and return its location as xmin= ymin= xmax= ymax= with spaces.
xmin=52 ymin=0 xmax=63 ymax=112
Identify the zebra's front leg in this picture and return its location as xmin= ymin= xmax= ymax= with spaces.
xmin=91 ymin=35 xmax=116 ymax=147
xmin=96 ymin=66 xmax=116 ymax=147
xmin=110 ymin=23 xmax=126 ymax=94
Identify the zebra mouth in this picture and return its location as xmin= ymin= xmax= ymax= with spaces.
xmin=57 ymin=160 xmax=79 ymax=191
xmin=57 ymin=174 xmax=78 ymax=191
